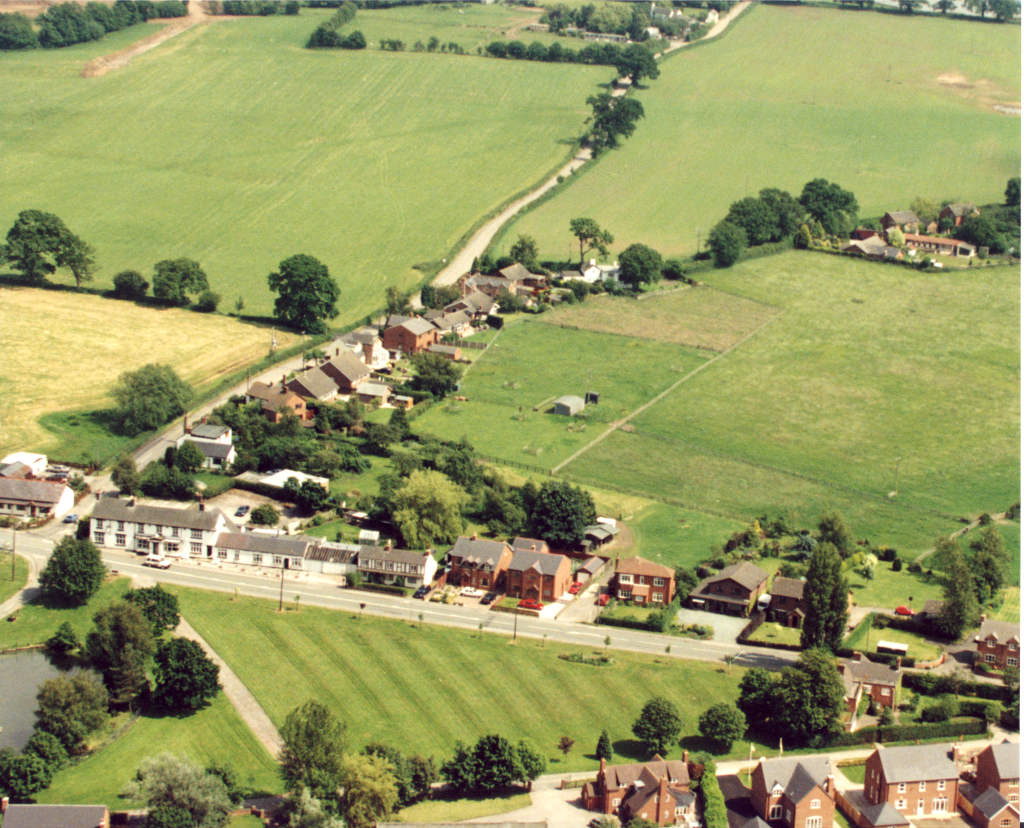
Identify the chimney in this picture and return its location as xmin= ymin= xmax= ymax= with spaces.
xmin=824 ymin=774 xmax=834 ymax=797
xmin=895 ymin=656 xmax=902 ymax=670
xmin=281 ymin=375 xmax=287 ymax=391
xmin=852 ymin=651 xmax=864 ymax=662
xmin=683 ymin=749 xmax=689 ymax=763
xmin=600 ymin=757 xmax=606 ymax=774
xmin=1 ymin=796 xmax=8 ymax=813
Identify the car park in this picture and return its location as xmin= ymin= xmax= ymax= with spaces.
xmin=413 ymin=585 xmax=430 ymax=599
xmin=62 ymin=513 xmax=79 ymax=524
xmin=480 ymin=592 xmax=497 ymax=605
xmin=517 ymin=598 xmax=543 ymax=610
xmin=568 ymin=581 xmax=583 ymax=594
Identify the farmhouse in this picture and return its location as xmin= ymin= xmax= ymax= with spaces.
xmin=504 ymin=548 xmax=572 ymax=602
xmin=838 ymin=652 xmax=901 ymax=714
xmin=286 ymin=367 xmax=339 ymax=403
xmin=766 ymin=576 xmax=805 ymax=627
xmin=246 ymin=381 xmax=308 ymax=423
xmin=552 ymin=395 xmax=585 ymax=416
xmin=320 ymin=351 xmax=371 ymax=393
xmin=583 ymin=756 xmax=695 ymax=827
xmin=939 ymin=202 xmax=979 ymax=226
xmin=90 ymin=499 xmax=233 ymax=559
xmin=863 ymin=744 xmax=957 ymax=818
xmin=382 ymin=317 xmax=438 ymax=355
xmin=614 ymin=556 xmax=675 ymax=605
xmin=750 ymin=756 xmax=836 ymax=828
xmin=447 ymin=536 xmax=513 ymax=591
xmin=881 ymin=211 xmax=921 ymax=234
xmin=337 ymin=328 xmax=389 ymax=370
xmin=688 ymin=561 xmax=769 ymax=616
xmin=903 ymin=233 xmax=976 ymax=258
xmin=0 ymin=477 xmax=74 ymax=521
xmin=974 ymin=619 xmax=1020 ymax=669
xmin=357 ymin=545 xmax=437 ymax=587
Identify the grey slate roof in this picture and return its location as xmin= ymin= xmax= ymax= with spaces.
xmin=699 ymin=561 xmax=769 ymax=593
xmin=92 ymin=498 xmax=228 ymax=532
xmin=184 ymin=439 xmax=233 ymax=460
xmin=988 ymin=740 xmax=1020 ymax=780
xmin=841 ymin=655 xmax=900 ymax=687
xmin=323 ymin=351 xmax=370 ymax=384
xmin=757 ymin=755 xmax=833 ymax=802
xmin=449 ymin=536 xmax=510 ymax=567
xmin=453 ymin=290 xmax=495 ymax=313
xmin=214 ymin=531 xmax=311 ymax=557
xmin=0 ymin=477 xmax=66 ymax=505
xmin=398 ymin=317 xmax=436 ymax=337
xmin=432 ymin=310 xmax=471 ymax=330
xmin=859 ymin=800 xmax=910 ymax=826
xmin=287 ymin=367 xmax=338 ymax=400
xmin=884 ymin=210 xmax=920 ymax=224
xmin=945 ymin=202 xmax=977 ymax=217
xmin=189 ymin=423 xmax=229 ymax=440
xmin=304 ymin=541 xmax=360 ymax=564
xmin=1 ymin=804 xmax=108 ymax=828
xmin=599 ymin=756 xmax=690 ymax=790
xmin=429 ymin=344 xmax=461 ymax=356
xmin=974 ymin=787 xmax=1013 ymax=819
xmin=977 ymin=618 xmax=1021 ymax=644
xmin=511 ymin=537 xmax=549 ymax=554
xmin=342 ymin=327 xmax=381 ymax=346
xmin=770 ymin=576 xmax=805 ymax=599
xmin=876 ymin=744 xmax=957 ymax=783
xmin=499 ymin=262 xmax=533 ymax=281
xmin=508 ymin=549 xmax=568 ymax=576
xmin=578 ymin=555 xmax=604 ymax=574
xmin=359 ymin=546 xmax=430 ymax=568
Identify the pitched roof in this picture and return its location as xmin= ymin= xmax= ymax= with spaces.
xmin=287 ymin=367 xmax=338 ymax=399
xmin=359 ymin=546 xmax=430 ymax=567
xmin=432 ymin=310 xmax=471 ymax=330
xmin=986 ymin=740 xmax=1020 ymax=780
xmin=599 ymin=756 xmax=690 ymax=790
xmin=0 ymin=477 xmax=67 ymax=506
xmin=977 ymin=618 xmax=1020 ymax=644
xmin=904 ymin=233 xmax=975 ymax=249
xmin=700 ymin=561 xmax=769 ymax=592
xmin=1 ymin=804 xmax=108 ymax=828
xmin=840 ymin=655 xmax=900 ymax=689
xmin=429 ymin=344 xmax=461 ymax=356
xmin=858 ymin=800 xmax=911 ymax=826
xmin=617 ymin=556 xmax=673 ymax=578
xmin=91 ymin=498 xmax=229 ymax=532
xmin=357 ymin=382 xmax=390 ymax=397
xmin=553 ymin=394 xmax=585 ymax=410
xmin=770 ymin=577 xmax=805 ymax=599
xmin=341 ymin=327 xmax=381 ymax=346
xmin=974 ymin=787 xmax=1013 ymax=819
xmin=183 ymin=439 xmax=233 ymax=460
xmin=511 ymin=537 xmax=549 ymax=554
xmin=324 ymin=351 xmax=371 ymax=384
xmin=579 ymin=555 xmax=604 ymax=573
xmin=884 ymin=210 xmax=920 ymax=224
xmin=874 ymin=744 xmax=957 ymax=783
xmin=508 ymin=549 xmax=569 ymax=576
xmin=498 ymin=262 xmax=533 ymax=281
xmin=944 ymin=202 xmax=977 ymax=216
xmin=397 ymin=317 xmax=436 ymax=337
xmin=189 ymin=423 xmax=229 ymax=440
xmin=247 ymin=381 xmax=303 ymax=412
xmin=754 ymin=756 xmax=833 ymax=803
xmin=456 ymin=290 xmax=495 ymax=313
xmin=303 ymin=541 xmax=360 ymax=564
xmin=449 ymin=536 xmax=510 ymax=567
xmin=385 ymin=314 xmax=411 ymax=328
xmin=213 ymin=531 xmax=311 ymax=557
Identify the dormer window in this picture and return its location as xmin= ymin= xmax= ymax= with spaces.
xmin=772 ymin=784 xmax=785 ymax=796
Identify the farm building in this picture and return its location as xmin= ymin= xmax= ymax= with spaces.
xmin=552 ymin=395 xmax=585 ymax=416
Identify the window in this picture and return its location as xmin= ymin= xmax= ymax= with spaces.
xmin=676 ymin=806 xmax=688 ymax=816
xmin=810 ymin=800 xmax=820 ymax=810
xmin=1009 ymin=657 xmax=1019 ymax=667
xmin=273 ymin=556 xmax=283 ymax=567
xmin=115 ymin=533 xmax=126 ymax=547
xmin=613 ymin=798 xmax=620 ymax=806
xmin=985 ymin=653 xmax=997 ymax=663
xmin=919 ymin=782 xmax=926 ymax=792
xmin=881 ymin=687 xmax=891 ymax=696
xmin=254 ymin=554 xmax=263 ymax=565
xmin=190 ymin=542 xmax=201 ymax=555
xmin=138 ymin=540 xmax=149 ymax=551
xmin=805 ymin=818 xmax=822 ymax=828
xmin=171 ymin=527 xmax=180 ymax=538
xmin=897 ymin=783 xmax=906 ymax=794
xmin=233 ymin=552 xmax=240 ymax=561
xmin=653 ymin=577 xmax=665 ymax=586
xmin=768 ymin=805 xmax=783 ymax=820
xmin=936 ymin=780 xmax=945 ymax=791
xmin=651 ymin=593 xmax=664 ymax=603
xmin=218 ymin=549 xmax=227 ymax=559
xmin=117 ymin=520 xmax=125 ymax=530
xmin=93 ymin=532 xmax=104 ymax=544
xmin=95 ymin=519 xmax=104 ymax=530
xmin=1001 ymin=820 xmax=1011 ymax=827
xmin=896 ymin=800 xmax=906 ymax=810
xmin=619 ymin=590 xmax=631 ymax=600
xmin=619 ymin=574 xmax=633 ymax=584
xmin=932 ymin=798 xmax=947 ymax=813
xmin=190 ymin=529 xmax=201 ymax=540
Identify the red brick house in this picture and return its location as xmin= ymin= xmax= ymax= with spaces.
xmin=381 ymin=317 xmax=438 ymax=355
xmin=246 ymin=381 xmax=308 ymax=423
xmin=974 ymin=619 xmax=1020 ymax=669
xmin=614 ymin=556 xmax=675 ymax=605
xmin=689 ymin=562 xmax=769 ymax=616
xmin=320 ymin=351 xmax=371 ymax=393
xmin=963 ymin=788 xmax=1020 ymax=828
xmin=864 ymin=744 xmax=958 ymax=818
xmin=882 ymin=211 xmax=921 ymax=234
xmin=939 ymin=202 xmax=979 ymax=226
xmin=838 ymin=653 xmax=901 ymax=715
xmin=582 ymin=756 xmax=695 ymax=826
xmin=767 ymin=577 xmax=806 ymax=627
xmin=446 ymin=536 xmax=512 ymax=591
xmin=975 ymin=741 xmax=1020 ymax=805
xmin=505 ymin=549 xmax=572 ymax=602
xmin=751 ymin=756 xmax=836 ymax=828
xmin=512 ymin=537 xmax=550 ymax=555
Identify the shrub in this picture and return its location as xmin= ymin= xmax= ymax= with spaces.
xmin=112 ymin=269 xmax=149 ymax=299
xmin=698 ymin=761 xmax=728 ymax=828
xmin=194 ymin=290 xmax=220 ymax=312
xmin=249 ymin=503 xmax=279 ymax=526
xmin=919 ymin=695 xmax=959 ymax=722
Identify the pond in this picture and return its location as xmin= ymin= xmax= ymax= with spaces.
xmin=0 ymin=649 xmax=62 ymax=751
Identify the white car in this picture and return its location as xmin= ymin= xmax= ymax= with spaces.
xmin=143 ymin=555 xmax=171 ymax=569
xmin=459 ymin=587 xmax=483 ymax=598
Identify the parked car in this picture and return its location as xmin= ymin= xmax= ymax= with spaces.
xmin=568 ymin=581 xmax=583 ymax=595
xmin=234 ymin=505 xmax=251 ymax=517
xmin=413 ymin=585 xmax=430 ymax=600
xmin=894 ymin=605 xmax=913 ymax=617
xmin=518 ymin=598 xmax=543 ymax=610
xmin=143 ymin=554 xmax=171 ymax=569
xmin=459 ymin=587 xmax=483 ymax=598
xmin=480 ymin=592 xmax=497 ymax=605
xmin=596 ymin=593 xmax=610 ymax=607
xmin=62 ymin=513 xmax=79 ymax=524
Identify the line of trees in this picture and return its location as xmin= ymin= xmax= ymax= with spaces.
xmin=482 ymin=38 xmax=657 ymax=75
xmin=306 ymin=0 xmax=360 ymax=48
xmin=0 ymin=1 xmax=186 ymax=51
xmin=212 ymin=0 xmax=300 ymax=15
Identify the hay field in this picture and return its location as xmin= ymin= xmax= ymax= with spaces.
xmin=0 ymin=10 xmax=608 ymax=319
xmin=494 ymin=4 xmax=1021 ymax=260
xmin=0 ymin=287 xmax=300 ymax=458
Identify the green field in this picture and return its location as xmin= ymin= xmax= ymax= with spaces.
xmin=0 ymin=554 xmax=29 ymax=608
xmin=560 ymin=254 xmax=1019 ymax=555
xmin=494 ymin=4 xmax=1020 ymax=260
xmin=414 ymin=317 xmax=710 ymax=469
xmin=175 ymin=587 xmax=764 ymax=771
xmin=0 ymin=10 xmax=608 ymax=319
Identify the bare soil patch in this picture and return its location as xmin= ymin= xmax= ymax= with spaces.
xmin=937 ymin=71 xmax=1020 ymax=116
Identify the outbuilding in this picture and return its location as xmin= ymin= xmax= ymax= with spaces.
xmin=552 ymin=395 xmax=585 ymax=416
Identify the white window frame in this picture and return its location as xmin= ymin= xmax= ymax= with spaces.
xmin=896 ymin=799 xmax=906 ymax=810
xmin=937 ymin=780 xmax=945 ymax=791
xmin=919 ymin=781 xmax=926 ymax=792
xmin=897 ymin=783 xmax=906 ymax=794
xmin=810 ymin=799 xmax=820 ymax=810
xmin=619 ymin=573 xmax=633 ymax=584
xmin=190 ymin=542 xmax=201 ymax=555
xmin=932 ymin=797 xmax=947 ymax=813
xmin=769 ymin=804 xmax=783 ymax=820
xmin=805 ymin=817 xmax=822 ymax=828
xmin=115 ymin=533 xmax=126 ymax=547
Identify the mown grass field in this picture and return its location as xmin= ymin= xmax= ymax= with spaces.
xmin=562 ymin=254 xmax=1019 ymax=555
xmin=0 ymin=10 xmax=608 ymax=319
xmin=414 ymin=317 xmax=709 ymax=469
xmin=0 ymin=554 xmax=29 ymax=607
xmin=494 ymin=4 xmax=1021 ymax=260
xmin=0 ymin=287 xmax=301 ymax=460
xmin=175 ymin=587 xmax=763 ymax=772
xmin=843 ymin=622 xmax=944 ymax=661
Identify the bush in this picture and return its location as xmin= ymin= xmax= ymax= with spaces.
xmin=828 ymin=718 xmax=987 ymax=746
xmin=249 ymin=503 xmax=279 ymax=526
xmin=698 ymin=761 xmax=728 ymax=828
xmin=891 ymin=558 xmax=903 ymax=571
xmin=920 ymin=695 xmax=958 ymax=722
xmin=112 ymin=269 xmax=149 ymax=299
xmin=194 ymin=290 xmax=220 ymax=312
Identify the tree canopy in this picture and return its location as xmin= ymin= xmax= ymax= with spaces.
xmin=152 ymin=258 xmax=209 ymax=306
xmin=410 ymin=351 xmax=462 ymax=398
xmin=586 ymin=93 xmax=644 ymax=153
xmin=112 ymin=363 xmax=193 ymax=436
xmin=123 ymin=753 xmax=232 ymax=828
xmin=617 ymin=243 xmax=663 ymax=286
xmin=527 ymin=480 xmax=596 ymax=548
xmin=38 ymin=537 xmax=106 ymax=606
xmin=392 ymin=469 xmax=468 ymax=549
xmin=280 ymin=700 xmax=348 ymax=801
xmin=632 ymin=696 xmax=682 ymax=756
xmin=34 ymin=670 xmax=109 ymax=754
xmin=337 ymin=753 xmax=399 ymax=828
xmin=800 ymin=542 xmax=847 ymax=652
xmin=707 ymin=220 xmax=746 ymax=267
xmin=268 ymin=254 xmax=340 ymax=334
xmin=126 ymin=584 xmax=181 ymax=636
xmin=569 ymin=217 xmax=614 ymax=265
xmin=799 ymin=179 xmax=859 ymax=236
xmin=698 ymin=703 xmax=746 ymax=754
xmin=936 ymin=541 xmax=980 ymax=639
xmin=615 ymin=42 xmax=659 ymax=85
xmin=85 ymin=601 xmax=156 ymax=706
xmin=153 ymin=637 xmax=221 ymax=713
xmin=2 ymin=209 xmax=90 ymax=283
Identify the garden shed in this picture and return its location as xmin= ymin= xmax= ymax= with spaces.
xmin=552 ymin=395 xmax=585 ymax=416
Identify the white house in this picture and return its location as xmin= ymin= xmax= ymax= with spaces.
xmin=0 ymin=452 xmax=48 ymax=478
xmin=356 ymin=545 xmax=437 ymax=587
xmin=212 ymin=531 xmax=312 ymax=569
xmin=337 ymin=328 xmax=390 ymax=371
xmin=90 ymin=499 xmax=233 ymax=559
xmin=0 ymin=478 xmax=74 ymax=521
xmin=176 ymin=424 xmax=236 ymax=470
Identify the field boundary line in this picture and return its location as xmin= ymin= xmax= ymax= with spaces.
xmin=536 ymin=316 xmax=723 ymax=356
xmin=551 ymin=312 xmax=778 ymax=473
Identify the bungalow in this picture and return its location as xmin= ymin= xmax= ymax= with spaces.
xmin=939 ymin=202 xmax=979 ymax=227
xmin=689 ymin=561 xmax=769 ymax=616
xmin=838 ymin=652 xmax=901 ymax=714
xmin=766 ymin=577 xmax=805 ymax=627
xmin=447 ymin=536 xmax=513 ymax=591
xmin=881 ymin=211 xmax=921 ymax=234
xmin=381 ymin=317 xmax=439 ymax=355
xmin=750 ymin=756 xmax=836 ymax=828
xmin=355 ymin=381 xmax=391 ymax=406
xmin=903 ymin=233 xmax=976 ymax=258
xmin=505 ymin=548 xmax=573 ymax=602
xmin=552 ymin=395 xmax=585 ymax=416
xmin=863 ymin=744 xmax=958 ymax=818
xmin=1 ymin=804 xmax=109 ymax=828
xmin=90 ymin=498 xmax=233 ymax=559
xmin=286 ymin=367 xmax=339 ymax=403
xmin=0 ymin=477 xmax=75 ymax=521
xmin=583 ymin=756 xmax=695 ymax=827
xmin=357 ymin=545 xmax=437 ymax=588
xmin=246 ymin=381 xmax=308 ymax=423
xmin=445 ymin=289 xmax=497 ymax=319
xmin=974 ymin=619 xmax=1020 ymax=669
xmin=614 ymin=556 xmax=675 ymax=605
xmin=320 ymin=351 xmax=371 ymax=394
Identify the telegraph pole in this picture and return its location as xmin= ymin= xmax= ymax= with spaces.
xmin=278 ymin=563 xmax=285 ymax=612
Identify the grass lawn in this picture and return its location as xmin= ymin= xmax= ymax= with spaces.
xmin=993 ymin=587 xmax=1019 ymax=623
xmin=599 ymin=602 xmax=656 ymax=622
xmin=228 ymin=816 xmax=266 ymax=828
xmin=839 ymin=762 xmax=866 ymax=784
xmin=563 ymin=255 xmax=1019 ymax=557
xmin=842 ymin=621 xmax=944 ymax=662
xmin=0 ymin=553 xmax=29 ymax=608
xmin=846 ymin=564 xmax=946 ymax=610
xmin=414 ymin=317 xmax=709 ymax=469
xmin=37 ymin=694 xmax=281 ymax=809
xmin=0 ymin=577 xmax=133 ymax=650
xmin=0 ymin=287 xmax=301 ymax=461
xmin=174 ymin=586 xmax=772 ymax=771
xmin=747 ymin=622 xmax=801 ymax=647
xmin=494 ymin=4 xmax=1020 ymax=260
xmin=395 ymin=792 xmax=532 ymax=823
xmin=0 ymin=11 xmax=607 ymax=319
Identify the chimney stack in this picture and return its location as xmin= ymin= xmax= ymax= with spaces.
xmin=1 ymin=796 xmax=8 ymax=813
xmin=683 ymin=749 xmax=689 ymax=763
xmin=895 ymin=656 xmax=902 ymax=670
xmin=599 ymin=757 xmax=606 ymax=774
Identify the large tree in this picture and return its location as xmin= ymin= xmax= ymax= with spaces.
xmin=410 ymin=351 xmax=462 ymax=398
xmin=775 ymin=648 xmax=846 ymax=747
xmin=337 ymin=753 xmax=399 ymax=828
xmin=631 ymin=697 xmax=682 ymax=756
xmin=508 ymin=234 xmax=539 ymax=270
xmin=123 ymin=753 xmax=232 ymax=828
xmin=2 ymin=209 xmax=74 ymax=281
xmin=707 ymin=220 xmax=746 ymax=267
xmin=152 ymin=258 xmax=209 ymax=306
xmin=111 ymin=363 xmax=193 ymax=436
xmin=56 ymin=233 xmax=96 ymax=288
xmin=268 ymin=254 xmax=340 ymax=334
xmin=617 ymin=243 xmax=663 ymax=287
xmin=392 ymin=469 xmax=468 ymax=549
xmin=958 ymin=214 xmax=1006 ymax=254
xmin=1005 ymin=176 xmax=1021 ymax=207
xmin=698 ymin=703 xmax=746 ymax=754
xmin=799 ymin=178 xmax=859 ymax=236
xmin=586 ymin=93 xmax=644 ymax=153
xmin=111 ymin=454 xmax=141 ymax=494
xmin=85 ymin=601 xmax=156 ymax=706
xmin=34 ymin=670 xmax=109 ymax=754
xmin=569 ymin=217 xmax=614 ymax=266
xmin=758 ymin=188 xmax=804 ymax=242
xmin=800 ymin=542 xmax=847 ymax=652
xmin=126 ymin=584 xmax=180 ymax=636
xmin=816 ymin=510 xmax=854 ymax=558
xmin=969 ymin=525 xmax=1010 ymax=604
xmin=153 ymin=637 xmax=221 ymax=713
xmin=725 ymin=197 xmax=775 ymax=247
xmin=280 ymin=700 xmax=347 ymax=801
xmin=528 ymin=480 xmax=596 ymax=548
xmin=936 ymin=544 xmax=981 ymax=639
xmin=38 ymin=537 xmax=106 ymax=606
xmin=614 ymin=42 xmax=659 ymax=85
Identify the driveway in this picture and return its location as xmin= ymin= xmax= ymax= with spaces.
xmin=464 ymin=774 xmax=594 ymax=826
xmin=675 ymin=607 xmax=748 ymax=642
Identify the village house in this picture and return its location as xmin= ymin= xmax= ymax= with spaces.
xmin=286 ymin=366 xmax=339 ymax=403
xmin=939 ymin=202 xmax=979 ymax=226
xmin=381 ymin=317 xmax=439 ymax=355
xmin=903 ymin=233 xmax=976 ymax=258
xmin=446 ymin=536 xmax=513 ymax=591
xmin=213 ymin=531 xmax=312 ymax=569
xmin=357 ymin=545 xmax=437 ymax=588
xmin=614 ymin=556 xmax=675 ymax=605
xmin=1 ymin=804 xmax=109 ymax=828
xmin=428 ymin=309 xmax=472 ymax=338
xmin=445 ymin=289 xmax=497 ymax=320
xmin=320 ymin=350 xmax=371 ymax=394
xmin=176 ymin=421 xmax=237 ymax=470
xmin=337 ymin=328 xmax=390 ymax=370
xmin=90 ymin=499 xmax=233 ymax=559
xmin=863 ymin=744 xmax=958 ymax=818
xmin=576 ymin=555 xmax=605 ymax=581
xmin=881 ymin=211 xmax=922 ymax=234
xmin=750 ymin=756 xmax=837 ymax=828
xmin=0 ymin=477 xmax=75 ymax=522
xmin=689 ymin=561 xmax=769 ymax=616
xmin=974 ymin=741 xmax=1020 ymax=803
xmin=504 ymin=548 xmax=572 ymax=602
xmin=974 ymin=619 xmax=1020 ymax=669
xmin=246 ymin=381 xmax=308 ymax=423
xmin=766 ymin=576 xmax=806 ymax=627
xmin=582 ymin=756 xmax=695 ymax=827
xmin=838 ymin=652 xmax=901 ymax=715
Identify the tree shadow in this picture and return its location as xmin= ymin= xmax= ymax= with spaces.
xmin=680 ymin=735 xmax=728 ymax=757
xmin=611 ymin=738 xmax=650 ymax=761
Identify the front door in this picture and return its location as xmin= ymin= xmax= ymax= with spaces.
xmin=916 ymin=800 xmax=924 ymax=815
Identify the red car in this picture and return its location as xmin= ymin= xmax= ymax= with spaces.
xmin=568 ymin=581 xmax=583 ymax=595
xmin=596 ymin=594 xmax=610 ymax=607
xmin=518 ymin=598 xmax=543 ymax=610
xmin=894 ymin=605 xmax=913 ymax=617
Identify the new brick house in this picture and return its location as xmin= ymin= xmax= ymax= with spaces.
xmin=974 ymin=619 xmax=1020 ymax=669
xmin=582 ymin=756 xmax=695 ymax=827
xmin=320 ymin=351 xmax=371 ymax=394
xmin=767 ymin=577 xmax=806 ymax=627
xmin=446 ymin=536 xmax=512 ymax=591
xmin=689 ymin=561 xmax=769 ymax=616
xmin=838 ymin=653 xmax=901 ymax=714
xmin=974 ymin=741 xmax=1020 ymax=805
xmin=863 ymin=744 xmax=958 ymax=818
xmin=614 ymin=556 xmax=675 ymax=605
xmin=750 ymin=756 xmax=836 ymax=828
xmin=505 ymin=548 xmax=572 ymax=602
xmin=246 ymin=381 xmax=308 ymax=423
xmin=381 ymin=317 xmax=438 ymax=355
xmin=91 ymin=499 xmax=233 ymax=560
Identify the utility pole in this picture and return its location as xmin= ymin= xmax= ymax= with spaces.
xmin=513 ymin=609 xmax=518 ymax=642
xmin=11 ymin=526 xmax=15 ymax=581
xmin=278 ymin=563 xmax=285 ymax=612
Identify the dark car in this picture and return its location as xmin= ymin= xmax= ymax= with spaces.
xmin=480 ymin=591 xmax=497 ymax=605
xmin=235 ymin=505 xmax=251 ymax=517
xmin=62 ymin=513 xmax=79 ymax=524
xmin=413 ymin=585 xmax=431 ymax=600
